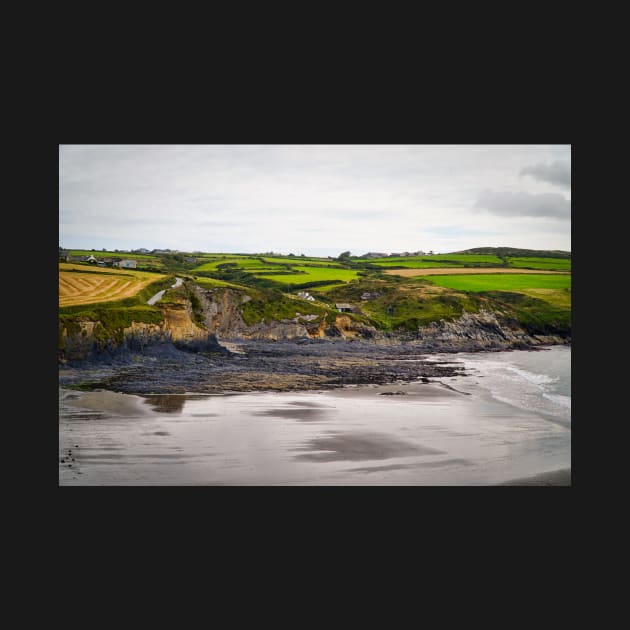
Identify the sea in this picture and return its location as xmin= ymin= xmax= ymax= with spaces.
xmin=59 ymin=346 xmax=571 ymax=485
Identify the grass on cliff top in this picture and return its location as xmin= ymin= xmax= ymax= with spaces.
xmin=477 ymin=291 xmax=571 ymax=335
xmin=240 ymin=288 xmax=339 ymax=326
xmin=321 ymin=277 xmax=571 ymax=335
xmin=321 ymin=279 xmax=480 ymax=331
xmin=362 ymin=289 xmax=482 ymax=331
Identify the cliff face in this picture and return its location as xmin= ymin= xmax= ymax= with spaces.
xmin=413 ymin=309 xmax=570 ymax=351
xmin=193 ymin=287 xmax=377 ymax=341
xmin=59 ymin=300 xmax=225 ymax=362
xmin=59 ymin=287 xmax=570 ymax=363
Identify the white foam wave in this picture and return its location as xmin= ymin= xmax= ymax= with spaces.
xmin=506 ymin=366 xmax=557 ymax=387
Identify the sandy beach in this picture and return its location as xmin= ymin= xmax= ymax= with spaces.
xmin=59 ymin=367 xmax=571 ymax=485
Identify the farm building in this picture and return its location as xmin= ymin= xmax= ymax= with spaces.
xmin=115 ymin=259 xmax=137 ymax=269
xmin=184 ymin=257 xmax=197 ymax=264
xmin=336 ymin=303 xmax=354 ymax=313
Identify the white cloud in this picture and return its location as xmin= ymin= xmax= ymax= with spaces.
xmin=59 ymin=144 xmax=571 ymax=254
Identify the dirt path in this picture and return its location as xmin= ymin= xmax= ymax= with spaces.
xmin=146 ymin=277 xmax=183 ymax=305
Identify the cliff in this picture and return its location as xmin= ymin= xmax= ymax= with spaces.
xmin=59 ymin=298 xmax=226 ymax=362
xmin=413 ymin=308 xmax=569 ymax=351
xmin=59 ymin=283 xmax=570 ymax=363
xmin=193 ymin=286 xmax=377 ymax=341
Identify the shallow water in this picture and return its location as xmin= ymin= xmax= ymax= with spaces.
xmin=59 ymin=347 xmax=570 ymax=485
xmin=437 ymin=346 xmax=571 ymax=425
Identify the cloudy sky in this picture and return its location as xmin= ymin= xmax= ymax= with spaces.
xmin=59 ymin=145 xmax=571 ymax=256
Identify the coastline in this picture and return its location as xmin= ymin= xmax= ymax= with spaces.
xmin=58 ymin=337 xmax=570 ymax=396
xmin=59 ymin=348 xmax=571 ymax=486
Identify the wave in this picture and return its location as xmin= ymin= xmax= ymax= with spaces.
xmin=506 ymin=366 xmax=558 ymax=387
xmin=451 ymin=349 xmax=571 ymax=423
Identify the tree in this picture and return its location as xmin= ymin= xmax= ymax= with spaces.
xmin=337 ymin=251 xmax=351 ymax=261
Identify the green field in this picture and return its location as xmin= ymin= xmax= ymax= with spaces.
xmin=255 ymin=266 xmax=360 ymax=284
xmin=356 ymin=254 xmax=505 ymax=268
xmin=192 ymin=258 xmax=277 ymax=272
xmin=425 ymin=274 xmax=571 ymax=292
xmin=193 ymin=276 xmax=250 ymax=290
xmin=507 ymin=257 xmax=572 ymax=271
xmin=259 ymin=256 xmax=337 ymax=264
xmin=369 ymin=260 xmax=474 ymax=269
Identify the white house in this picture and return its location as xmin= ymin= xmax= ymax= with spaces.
xmin=297 ymin=291 xmax=315 ymax=301
xmin=117 ymin=259 xmax=137 ymax=269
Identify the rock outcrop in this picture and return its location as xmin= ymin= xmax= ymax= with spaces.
xmin=414 ymin=309 xmax=570 ymax=351
xmin=59 ymin=301 xmax=227 ymax=362
xmin=193 ymin=287 xmax=378 ymax=341
xmin=59 ymin=288 xmax=569 ymax=364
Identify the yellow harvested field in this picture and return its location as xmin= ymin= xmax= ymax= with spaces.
xmin=59 ymin=268 xmax=165 ymax=307
xmin=384 ymin=267 xmax=570 ymax=277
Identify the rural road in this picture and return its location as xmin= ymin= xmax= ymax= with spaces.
xmin=147 ymin=277 xmax=183 ymax=305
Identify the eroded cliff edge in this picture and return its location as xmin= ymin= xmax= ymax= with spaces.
xmin=59 ymin=282 xmax=570 ymax=365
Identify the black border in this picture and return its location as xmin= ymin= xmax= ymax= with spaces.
xmin=49 ymin=86 xmax=576 ymax=560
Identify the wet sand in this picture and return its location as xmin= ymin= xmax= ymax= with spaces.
xmin=59 ymin=379 xmax=571 ymax=486
xmin=500 ymin=468 xmax=571 ymax=486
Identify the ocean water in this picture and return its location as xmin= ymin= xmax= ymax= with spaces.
xmin=440 ymin=346 xmax=571 ymax=426
xmin=59 ymin=346 xmax=571 ymax=485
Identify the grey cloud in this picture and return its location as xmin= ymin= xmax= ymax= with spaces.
xmin=474 ymin=190 xmax=570 ymax=220
xmin=520 ymin=160 xmax=571 ymax=188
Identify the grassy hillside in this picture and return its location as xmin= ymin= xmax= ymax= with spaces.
xmin=60 ymin=247 xmax=572 ymax=340
xmin=453 ymin=247 xmax=571 ymax=259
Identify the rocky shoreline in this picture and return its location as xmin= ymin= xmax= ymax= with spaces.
xmin=59 ymin=289 xmax=569 ymax=395
xmin=58 ymin=335 xmax=569 ymax=395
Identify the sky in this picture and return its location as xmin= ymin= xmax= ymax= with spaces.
xmin=59 ymin=144 xmax=571 ymax=256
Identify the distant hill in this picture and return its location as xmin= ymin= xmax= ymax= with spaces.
xmin=451 ymin=247 xmax=571 ymax=259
